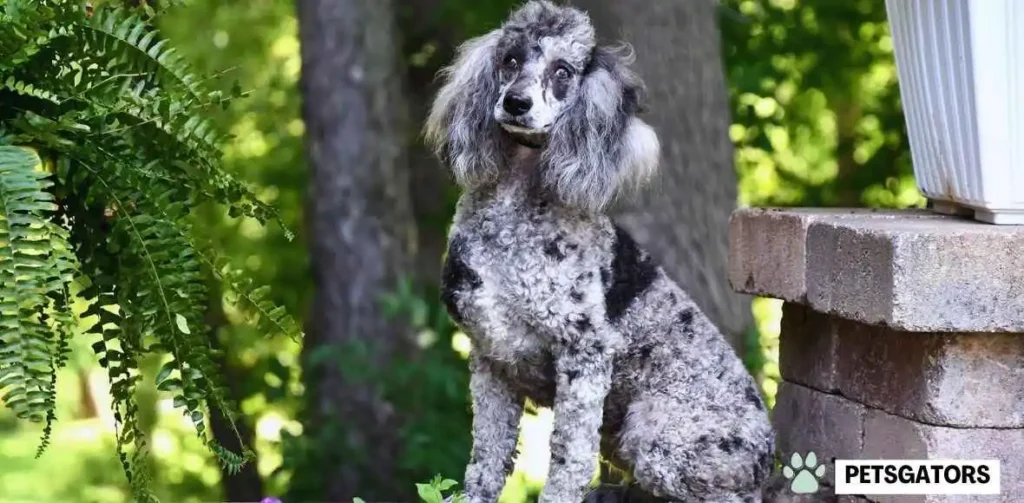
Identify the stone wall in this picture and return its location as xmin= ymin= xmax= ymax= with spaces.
xmin=729 ymin=208 xmax=1024 ymax=503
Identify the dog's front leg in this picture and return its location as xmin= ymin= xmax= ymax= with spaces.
xmin=463 ymin=355 xmax=523 ymax=503
xmin=540 ymin=345 xmax=614 ymax=503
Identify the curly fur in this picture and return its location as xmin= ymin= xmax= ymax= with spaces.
xmin=542 ymin=43 xmax=658 ymax=213
xmin=425 ymin=28 xmax=505 ymax=189
xmin=427 ymin=2 xmax=776 ymax=502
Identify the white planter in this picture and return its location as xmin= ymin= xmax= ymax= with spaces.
xmin=885 ymin=0 xmax=1024 ymax=224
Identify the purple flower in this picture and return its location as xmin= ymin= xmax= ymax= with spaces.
xmin=260 ymin=498 xmax=283 ymax=503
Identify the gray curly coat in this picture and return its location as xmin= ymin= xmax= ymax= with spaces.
xmin=425 ymin=2 xmax=776 ymax=502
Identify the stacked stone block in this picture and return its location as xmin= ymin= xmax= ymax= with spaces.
xmin=729 ymin=208 xmax=1024 ymax=502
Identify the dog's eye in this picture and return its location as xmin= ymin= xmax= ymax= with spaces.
xmin=504 ymin=56 xmax=519 ymax=70
xmin=555 ymin=66 xmax=572 ymax=80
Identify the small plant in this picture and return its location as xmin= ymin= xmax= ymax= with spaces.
xmin=351 ymin=476 xmax=466 ymax=503
xmin=417 ymin=475 xmax=466 ymax=503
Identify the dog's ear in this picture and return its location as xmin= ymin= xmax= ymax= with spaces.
xmin=542 ymin=43 xmax=660 ymax=213
xmin=424 ymin=29 xmax=504 ymax=190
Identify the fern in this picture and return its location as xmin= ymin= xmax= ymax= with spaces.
xmin=0 ymin=146 xmax=63 ymax=426
xmin=0 ymin=0 xmax=300 ymax=498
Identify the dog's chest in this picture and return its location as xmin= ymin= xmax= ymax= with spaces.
xmin=442 ymin=190 xmax=606 ymax=364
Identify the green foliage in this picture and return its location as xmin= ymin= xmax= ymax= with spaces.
xmin=0 ymin=146 xmax=73 ymax=428
xmin=722 ymin=0 xmax=925 ymax=209
xmin=0 ymin=375 xmax=223 ymax=503
xmin=351 ymin=476 xmax=465 ymax=503
xmin=0 ymin=0 xmax=300 ymax=499
xmin=416 ymin=475 xmax=465 ymax=503
xmin=280 ymin=279 xmax=472 ymax=502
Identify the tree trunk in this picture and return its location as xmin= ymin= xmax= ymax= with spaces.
xmin=76 ymin=368 xmax=99 ymax=419
xmin=205 ymin=282 xmax=264 ymax=503
xmin=396 ymin=0 xmax=459 ymax=285
xmin=296 ymin=0 xmax=417 ymax=499
xmin=575 ymin=0 xmax=752 ymax=350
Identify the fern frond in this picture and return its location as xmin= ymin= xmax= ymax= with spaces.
xmin=35 ymin=218 xmax=79 ymax=457
xmin=0 ymin=1 xmax=59 ymax=72
xmin=200 ymin=249 xmax=303 ymax=340
xmin=79 ymin=7 xmax=213 ymax=106
xmin=0 ymin=146 xmax=74 ymax=425
xmin=2 ymin=76 xmax=62 ymax=104
xmin=3 ymin=4 xmax=289 ymax=233
xmin=74 ymin=158 xmax=252 ymax=468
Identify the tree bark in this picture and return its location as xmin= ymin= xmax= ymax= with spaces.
xmin=297 ymin=0 xmax=417 ymax=499
xmin=76 ymin=368 xmax=99 ymax=419
xmin=396 ymin=0 xmax=459 ymax=286
xmin=575 ymin=0 xmax=752 ymax=350
xmin=205 ymin=284 xmax=264 ymax=503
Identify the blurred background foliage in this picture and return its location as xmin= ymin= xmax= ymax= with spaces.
xmin=0 ymin=0 xmax=926 ymax=501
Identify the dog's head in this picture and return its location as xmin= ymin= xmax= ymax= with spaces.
xmin=425 ymin=0 xmax=660 ymax=213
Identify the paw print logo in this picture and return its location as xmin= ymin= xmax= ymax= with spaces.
xmin=783 ymin=451 xmax=826 ymax=494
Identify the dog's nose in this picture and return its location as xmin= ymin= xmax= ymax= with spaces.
xmin=503 ymin=94 xmax=532 ymax=116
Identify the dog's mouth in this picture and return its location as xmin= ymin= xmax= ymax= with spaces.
xmin=499 ymin=122 xmax=549 ymax=148
xmin=500 ymin=122 xmax=548 ymax=135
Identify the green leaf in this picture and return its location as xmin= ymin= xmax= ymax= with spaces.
xmin=156 ymin=378 xmax=181 ymax=392
xmin=416 ymin=484 xmax=443 ymax=503
xmin=436 ymin=479 xmax=458 ymax=492
xmin=155 ymin=360 xmax=176 ymax=384
xmin=174 ymin=313 xmax=190 ymax=334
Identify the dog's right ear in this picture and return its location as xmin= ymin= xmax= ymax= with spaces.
xmin=424 ymin=29 xmax=504 ymax=190
xmin=541 ymin=43 xmax=660 ymax=214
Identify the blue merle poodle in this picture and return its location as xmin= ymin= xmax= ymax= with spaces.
xmin=424 ymin=2 xmax=775 ymax=502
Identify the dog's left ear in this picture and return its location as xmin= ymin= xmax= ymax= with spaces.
xmin=542 ymin=44 xmax=660 ymax=213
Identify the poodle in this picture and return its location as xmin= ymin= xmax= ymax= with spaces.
xmin=424 ymin=2 xmax=775 ymax=502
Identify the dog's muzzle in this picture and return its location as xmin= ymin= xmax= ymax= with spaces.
xmin=500 ymin=123 xmax=548 ymax=148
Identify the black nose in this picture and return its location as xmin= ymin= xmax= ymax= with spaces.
xmin=502 ymin=94 xmax=532 ymax=116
